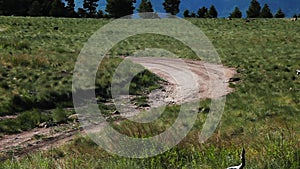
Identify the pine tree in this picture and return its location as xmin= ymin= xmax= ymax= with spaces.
xmin=65 ymin=0 xmax=78 ymax=17
xmin=49 ymin=0 xmax=67 ymax=17
xmin=0 ymin=0 xmax=4 ymax=15
xmin=78 ymin=8 xmax=87 ymax=17
xmin=96 ymin=9 xmax=104 ymax=18
xmin=197 ymin=6 xmax=207 ymax=18
xmin=260 ymin=4 xmax=273 ymax=18
xmin=229 ymin=7 xmax=242 ymax=18
xmin=83 ymin=0 xmax=99 ymax=18
xmin=106 ymin=0 xmax=136 ymax=18
xmin=183 ymin=9 xmax=190 ymax=18
xmin=162 ymin=0 xmax=180 ymax=15
xmin=246 ymin=0 xmax=261 ymax=18
xmin=190 ymin=12 xmax=196 ymax=18
xmin=40 ymin=0 xmax=52 ymax=16
xmin=137 ymin=0 xmax=155 ymax=18
xmin=275 ymin=9 xmax=285 ymax=18
xmin=28 ymin=0 xmax=42 ymax=16
xmin=66 ymin=0 xmax=75 ymax=11
xmin=138 ymin=0 xmax=153 ymax=13
xmin=0 ymin=0 xmax=30 ymax=16
xmin=208 ymin=5 xmax=218 ymax=18
xmin=293 ymin=14 xmax=297 ymax=18
xmin=0 ymin=0 xmax=13 ymax=15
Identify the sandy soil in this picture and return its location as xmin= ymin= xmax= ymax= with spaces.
xmin=0 ymin=57 xmax=236 ymax=160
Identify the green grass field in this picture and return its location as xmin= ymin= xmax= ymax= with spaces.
xmin=0 ymin=16 xmax=300 ymax=168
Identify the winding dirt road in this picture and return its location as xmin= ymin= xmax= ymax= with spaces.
xmin=0 ymin=57 xmax=236 ymax=160
xmin=127 ymin=57 xmax=236 ymax=102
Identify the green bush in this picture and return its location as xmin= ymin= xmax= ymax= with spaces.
xmin=51 ymin=108 xmax=67 ymax=124
xmin=0 ymin=119 xmax=20 ymax=134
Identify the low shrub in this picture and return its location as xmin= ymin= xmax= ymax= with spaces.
xmin=51 ymin=108 xmax=67 ymax=124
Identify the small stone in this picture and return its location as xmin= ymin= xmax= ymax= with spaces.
xmin=113 ymin=110 xmax=120 ymax=115
xmin=38 ymin=122 xmax=48 ymax=128
xmin=68 ymin=114 xmax=79 ymax=121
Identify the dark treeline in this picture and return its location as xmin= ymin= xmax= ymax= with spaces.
xmin=0 ymin=0 xmax=76 ymax=17
xmin=184 ymin=0 xmax=300 ymax=19
xmin=183 ymin=5 xmax=218 ymax=18
xmin=0 ymin=0 xmax=299 ymax=18
xmin=0 ymin=0 xmax=137 ymax=18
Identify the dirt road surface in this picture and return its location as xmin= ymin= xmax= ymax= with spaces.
xmin=0 ymin=57 xmax=236 ymax=160
xmin=127 ymin=57 xmax=236 ymax=102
